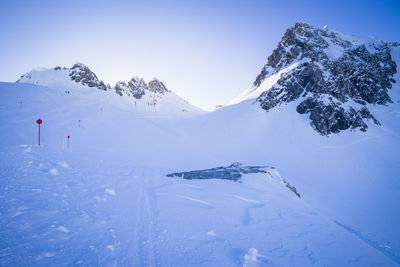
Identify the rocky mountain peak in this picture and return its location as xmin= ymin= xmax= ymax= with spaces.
xmin=114 ymin=77 xmax=147 ymax=99
xmin=16 ymin=62 xmax=172 ymax=101
xmin=148 ymin=78 xmax=169 ymax=94
xmin=253 ymin=22 xmax=398 ymax=135
xmin=69 ymin=63 xmax=107 ymax=90
xmin=112 ymin=77 xmax=171 ymax=99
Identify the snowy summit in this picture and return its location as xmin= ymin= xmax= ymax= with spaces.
xmin=0 ymin=21 xmax=400 ymax=266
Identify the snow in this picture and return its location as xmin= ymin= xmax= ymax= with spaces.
xmin=105 ymin=188 xmax=116 ymax=196
xmin=226 ymin=61 xmax=303 ymax=106
xmin=17 ymin=66 xmax=205 ymax=118
xmin=0 ymin=47 xmax=399 ymax=265
xmin=49 ymin=168 xmax=59 ymax=175
xmin=243 ymin=248 xmax=259 ymax=267
xmin=56 ymin=226 xmax=70 ymax=233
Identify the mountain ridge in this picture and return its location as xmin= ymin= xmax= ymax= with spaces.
xmin=231 ymin=22 xmax=399 ymax=135
xmin=16 ymin=62 xmax=203 ymax=115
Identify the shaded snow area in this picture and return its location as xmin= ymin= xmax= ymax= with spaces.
xmin=0 ymin=81 xmax=399 ymax=266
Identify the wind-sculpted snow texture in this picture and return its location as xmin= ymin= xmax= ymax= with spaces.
xmin=255 ymin=22 xmax=398 ymax=135
xmin=0 ymin=82 xmax=398 ymax=265
xmin=2 ymin=22 xmax=400 ymax=266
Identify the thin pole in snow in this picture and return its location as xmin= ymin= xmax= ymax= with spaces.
xmin=36 ymin=119 xmax=42 ymax=146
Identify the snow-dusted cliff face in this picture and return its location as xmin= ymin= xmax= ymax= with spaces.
xmin=69 ymin=63 xmax=107 ymax=90
xmin=17 ymin=63 xmax=107 ymax=90
xmin=231 ymin=22 xmax=399 ymax=135
xmin=16 ymin=63 xmax=203 ymax=116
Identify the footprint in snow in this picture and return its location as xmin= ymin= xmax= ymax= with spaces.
xmin=36 ymin=252 xmax=56 ymax=260
xmin=243 ymin=248 xmax=259 ymax=267
xmin=105 ymin=188 xmax=116 ymax=196
xmin=49 ymin=168 xmax=59 ymax=175
xmin=58 ymin=162 xmax=69 ymax=168
xmin=39 ymin=163 xmax=47 ymax=169
xmin=20 ymin=144 xmax=32 ymax=152
xmin=207 ymin=230 xmax=217 ymax=236
xmin=56 ymin=226 xmax=70 ymax=233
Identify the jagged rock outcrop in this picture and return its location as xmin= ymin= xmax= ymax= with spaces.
xmin=16 ymin=63 xmax=107 ymax=90
xmin=167 ymin=162 xmax=300 ymax=197
xmin=114 ymin=77 xmax=147 ymax=99
xmin=69 ymin=63 xmax=107 ymax=90
xmin=127 ymin=77 xmax=147 ymax=98
xmin=148 ymin=78 xmax=169 ymax=94
xmin=167 ymin=162 xmax=267 ymax=181
xmin=254 ymin=22 xmax=398 ymax=135
xmin=113 ymin=77 xmax=169 ymax=99
xmin=16 ymin=62 xmax=175 ymax=105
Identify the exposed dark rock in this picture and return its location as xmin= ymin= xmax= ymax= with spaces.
xmin=113 ymin=77 xmax=147 ymax=99
xmin=167 ymin=162 xmax=300 ymax=197
xmin=148 ymin=78 xmax=169 ymax=94
xmin=282 ymin=179 xmax=301 ymax=198
xmin=255 ymin=22 xmax=398 ymax=135
xmin=127 ymin=77 xmax=147 ymax=98
xmin=69 ymin=63 xmax=107 ymax=90
xmin=15 ymin=63 xmax=173 ymax=105
xmin=166 ymin=162 xmax=265 ymax=181
xmin=114 ymin=81 xmax=126 ymax=96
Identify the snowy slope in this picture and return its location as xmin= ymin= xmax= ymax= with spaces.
xmin=176 ymin=30 xmax=400 ymax=263
xmin=17 ymin=63 xmax=204 ymax=117
xmin=1 ymin=23 xmax=400 ymax=266
xmin=0 ymin=80 xmax=398 ymax=266
xmin=227 ymin=61 xmax=302 ymax=106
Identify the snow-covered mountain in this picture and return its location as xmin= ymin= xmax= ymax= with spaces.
xmin=1 ymin=22 xmax=400 ymax=266
xmin=17 ymin=63 xmax=203 ymax=116
xmin=193 ymin=22 xmax=400 ymax=263
xmin=1 ymin=80 xmax=398 ymax=266
xmin=229 ymin=22 xmax=399 ymax=135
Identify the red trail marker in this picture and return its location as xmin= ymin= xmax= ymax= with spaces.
xmin=36 ymin=119 xmax=42 ymax=146
xmin=67 ymin=135 xmax=70 ymax=148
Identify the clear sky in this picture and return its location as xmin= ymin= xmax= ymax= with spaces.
xmin=0 ymin=0 xmax=399 ymax=110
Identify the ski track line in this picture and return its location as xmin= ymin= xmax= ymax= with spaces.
xmin=128 ymin=183 xmax=144 ymax=266
xmin=134 ymin=172 xmax=158 ymax=267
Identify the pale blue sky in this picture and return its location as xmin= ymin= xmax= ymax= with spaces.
xmin=0 ymin=0 xmax=399 ymax=110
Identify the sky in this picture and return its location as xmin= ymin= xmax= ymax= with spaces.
xmin=0 ymin=0 xmax=399 ymax=110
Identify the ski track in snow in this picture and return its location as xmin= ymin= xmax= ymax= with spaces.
xmin=0 ymin=80 xmax=399 ymax=266
xmin=0 ymin=144 xmax=398 ymax=266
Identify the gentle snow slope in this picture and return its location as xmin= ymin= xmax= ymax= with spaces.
xmin=0 ymin=81 xmax=397 ymax=266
